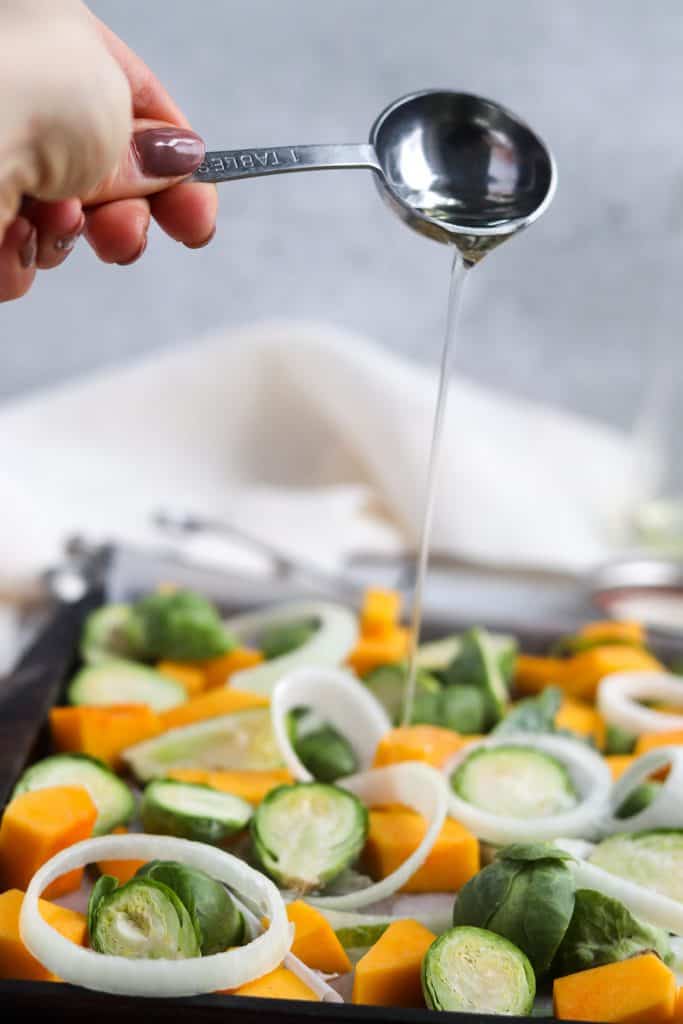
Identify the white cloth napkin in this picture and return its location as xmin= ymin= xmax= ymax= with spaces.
xmin=0 ymin=320 xmax=638 ymax=609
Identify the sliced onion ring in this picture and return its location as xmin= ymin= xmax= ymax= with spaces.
xmin=555 ymin=837 xmax=683 ymax=935
xmin=20 ymin=834 xmax=291 ymax=997
xmin=272 ymin=666 xmax=391 ymax=780
xmin=442 ymin=733 xmax=612 ymax=845
xmin=225 ymin=601 xmax=358 ymax=696
xmin=597 ymin=670 xmax=683 ymax=735
xmin=309 ymin=762 xmax=448 ymax=910
xmin=600 ymin=746 xmax=683 ymax=834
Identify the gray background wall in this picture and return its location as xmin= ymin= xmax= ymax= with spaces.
xmin=1 ymin=0 xmax=681 ymax=432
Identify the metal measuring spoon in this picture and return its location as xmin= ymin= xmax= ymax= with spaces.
xmin=191 ymin=89 xmax=556 ymax=263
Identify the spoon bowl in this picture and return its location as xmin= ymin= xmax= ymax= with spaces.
xmin=192 ymin=88 xmax=556 ymax=262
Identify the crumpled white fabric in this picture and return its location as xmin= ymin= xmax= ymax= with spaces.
xmin=0 ymin=319 xmax=637 ymax=609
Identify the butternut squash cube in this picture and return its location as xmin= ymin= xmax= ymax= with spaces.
xmin=635 ymin=730 xmax=683 ymax=756
xmin=0 ymin=888 xmax=87 ymax=981
xmin=605 ymin=755 xmax=636 ymax=781
xmin=373 ymin=724 xmax=472 ymax=770
xmin=364 ymin=808 xmax=479 ymax=893
xmin=360 ymin=589 xmax=402 ymax=637
xmin=159 ymin=686 xmax=268 ymax=730
xmin=49 ymin=703 xmax=162 ymax=768
xmin=0 ymin=785 xmax=97 ymax=898
xmin=96 ymin=826 xmax=146 ymax=884
xmin=352 ymin=919 xmax=435 ymax=1006
xmin=166 ymin=768 xmax=293 ymax=805
xmin=201 ymin=648 xmax=264 ymax=689
xmin=346 ymin=627 xmax=410 ymax=677
xmin=553 ymin=952 xmax=676 ymax=1023
xmin=287 ymin=900 xmax=351 ymax=974
xmin=514 ymin=655 xmax=567 ymax=696
xmin=556 ymin=697 xmax=606 ymax=749
xmin=228 ymin=966 xmax=319 ymax=1000
xmin=561 ymin=646 xmax=664 ymax=702
xmin=579 ymin=620 xmax=645 ymax=645
xmin=156 ymin=661 xmax=206 ymax=697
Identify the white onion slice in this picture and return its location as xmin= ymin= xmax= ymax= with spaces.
xmin=600 ymin=746 xmax=683 ymax=834
xmin=555 ymin=837 xmax=683 ymax=936
xmin=309 ymin=762 xmax=448 ymax=910
xmin=234 ymin=894 xmax=343 ymax=1001
xmin=443 ymin=733 xmax=612 ymax=845
xmin=598 ymin=671 xmax=683 ymax=735
xmin=20 ymin=834 xmax=291 ymax=997
xmin=271 ymin=667 xmax=391 ymax=780
xmin=225 ymin=601 xmax=358 ymax=696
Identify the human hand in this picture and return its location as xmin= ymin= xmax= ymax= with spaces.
xmin=0 ymin=0 xmax=217 ymax=301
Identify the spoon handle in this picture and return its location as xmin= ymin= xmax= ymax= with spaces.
xmin=190 ymin=143 xmax=379 ymax=183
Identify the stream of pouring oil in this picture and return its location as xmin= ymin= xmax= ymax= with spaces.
xmin=401 ymin=251 xmax=469 ymax=726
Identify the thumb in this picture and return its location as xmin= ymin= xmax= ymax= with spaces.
xmin=80 ymin=118 xmax=205 ymax=207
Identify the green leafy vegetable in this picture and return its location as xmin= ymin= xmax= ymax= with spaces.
xmin=251 ymin=781 xmax=368 ymax=892
xmin=127 ymin=590 xmax=234 ymax=661
xmin=136 ymin=860 xmax=244 ymax=954
xmin=452 ymin=842 xmax=576 ymax=977
xmin=555 ymin=888 xmax=671 ymax=975
xmin=422 ymin=926 xmax=535 ymax=1014
xmin=260 ymin=619 xmax=317 ymax=660
xmin=493 ymin=687 xmax=563 ymax=737
xmin=88 ymin=877 xmax=201 ymax=958
xmin=440 ymin=627 xmax=509 ymax=728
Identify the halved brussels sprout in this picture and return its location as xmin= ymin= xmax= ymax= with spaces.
xmin=451 ymin=745 xmax=578 ymax=819
xmin=251 ymin=782 xmax=368 ymax=892
xmin=141 ymin=779 xmax=252 ymax=845
xmin=127 ymin=590 xmax=235 ymax=661
xmin=422 ymin=926 xmax=535 ymax=1014
xmin=261 ymin=619 xmax=317 ymax=660
xmin=80 ymin=604 xmax=142 ymax=664
xmin=135 ymin=860 xmax=244 ymax=954
xmin=68 ymin=660 xmax=186 ymax=712
xmin=122 ymin=708 xmax=283 ymax=781
xmin=440 ymin=628 xmax=510 ymax=727
xmin=88 ymin=876 xmax=200 ymax=959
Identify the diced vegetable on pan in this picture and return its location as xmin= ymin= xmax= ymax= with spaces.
xmin=11 ymin=754 xmax=134 ymax=835
xmin=286 ymin=900 xmax=352 ymax=974
xmin=421 ymin=926 xmax=536 ymax=1015
xmin=373 ymin=724 xmax=472 ymax=769
xmin=0 ymin=786 xmax=97 ymax=898
xmin=68 ymin=660 xmax=187 ymax=712
xmin=229 ymin=966 xmax=320 ymax=1000
xmin=156 ymin=661 xmax=206 ymax=697
xmin=165 ymin=768 xmax=294 ymax=805
xmin=141 ymin=779 xmax=252 ymax=845
xmin=96 ymin=827 xmax=147 ymax=885
xmin=50 ymin=704 xmax=162 ymax=768
xmin=363 ymin=807 xmax=479 ymax=893
xmin=200 ymin=647 xmax=264 ymax=688
xmin=159 ymin=686 xmax=268 ymax=731
xmin=0 ymin=888 xmax=87 ymax=981
xmin=251 ymin=782 xmax=368 ymax=892
xmin=360 ymin=589 xmax=402 ymax=637
xmin=552 ymin=952 xmax=676 ymax=1023
xmin=352 ymin=919 xmax=436 ymax=1007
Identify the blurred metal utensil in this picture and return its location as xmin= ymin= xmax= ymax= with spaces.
xmin=153 ymin=509 xmax=368 ymax=601
xmin=191 ymin=89 xmax=556 ymax=263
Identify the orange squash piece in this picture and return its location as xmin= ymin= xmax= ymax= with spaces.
xmin=346 ymin=627 xmax=410 ymax=677
xmin=226 ymin=966 xmax=319 ymax=1000
xmin=201 ymin=648 xmax=264 ymax=689
xmin=159 ymin=686 xmax=268 ymax=730
xmin=360 ymin=589 xmax=402 ymax=638
xmin=0 ymin=888 xmax=87 ymax=981
xmin=373 ymin=724 xmax=473 ymax=770
xmin=579 ymin=620 xmax=645 ymax=646
xmin=96 ymin=826 xmax=146 ymax=884
xmin=605 ymin=755 xmax=636 ymax=781
xmin=50 ymin=703 xmax=162 ymax=768
xmin=635 ymin=730 xmax=683 ymax=756
xmin=0 ymin=785 xmax=97 ymax=898
xmin=553 ymin=952 xmax=676 ymax=1023
xmin=556 ymin=697 xmax=607 ymax=749
xmin=166 ymin=768 xmax=293 ymax=805
xmin=514 ymin=655 xmax=567 ymax=696
xmin=561 ymin=646 xmax=664 ymax=702
xmin=286 ymin=900 xmax=351 ymax=974
xmin=156 ymin=661 xmax=206 ymax=697
xmin=363 ymin=808 xmax=479 ymax=893
xmin=673 ymin=986 xmax=683 ymax=1022
xmin=352 ymin=919 xmax=435 ymax=1007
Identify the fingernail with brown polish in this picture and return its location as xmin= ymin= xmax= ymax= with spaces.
xmin=55 ymin=214 xmax=85 ymax=253
xmin=116 ymin=234 xmax=148 ymax=266
xmin=19 ymin=226 xmax=37 ymax=269
xmin=133 ymin=128 xmax=205 ymax=178
xmin=184 ymin=226 xmax=216 ymax=250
